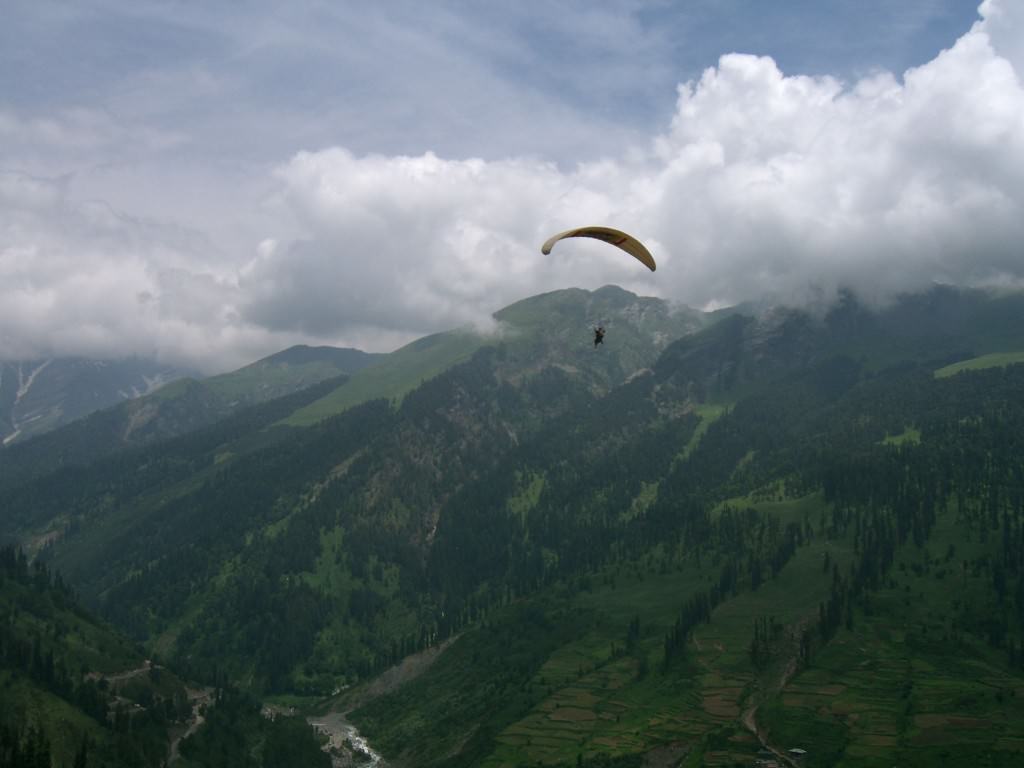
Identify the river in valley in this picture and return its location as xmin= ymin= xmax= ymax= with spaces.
xmin=307 ymin=711 xmax=386 ymax=767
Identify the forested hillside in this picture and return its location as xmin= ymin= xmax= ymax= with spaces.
xmin=1 ymin=544 xmax=195 ymax=767
xmin=4 ymin=285 xmax=1024 ymax=766
xmin=0 ymin=544 xmax=338 ymax=768
xmin=0 ymin=344 xmax=379 ymax=493
xmin=345 ymin=292 xmax=1024 ymax=767
xmin=0 ymin=357 xmax=193 ymax=447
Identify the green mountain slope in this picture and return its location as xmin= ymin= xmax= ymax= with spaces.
xmin=286 ymin=285 xmax=705 ymax=426
xmin=0 ymin=374 xmax=357 ymax=556
xmin=0 ymin=344 xmax=380 ymax=493
xmin=2 ymin=286 xmax=709 ymax=687
xmin=0 ymin=546 xmax=195 ymax=767
xmin=6 ymin=285 xmax=1024 ymax=766
xmin=202 ymin=344 xmax=381 ymax=401
xmin=344 ymin=325 xmax=1024 ymax=767
xmin=284 ymin=329 xmax=486 ymax=426
xmin=0 ymin=545 xmax=335 ymax=768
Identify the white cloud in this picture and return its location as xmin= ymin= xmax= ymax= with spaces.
xmin=240 ymin=150 xmax=606 ymax=337
xmin=644 ymin=22 xmax=1024 ymax=306
xmin=4 ymin=1 xmax=1024 ymax=370
xmin=244 ymin=0 xmax=1024 ymax=340
xmin=0 ymin=106 xmax=187 ymax=170
xmin=0 ymin=171 xmax=311 ymax=371
xmin=980 ymin=0 xmax=1024 ymax=75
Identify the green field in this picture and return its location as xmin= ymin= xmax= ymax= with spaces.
xmin=882 ymin=426 xmax=921 ymax=445
xmin=680 ymin=403 xmax=729 ymax=460
xmin=934 ymin=351 xmax=1024 ymax=378
xmin=505 ymin=535 xmax=841 ymax=767
xmin=206 ymin=361 xmax=348 ymax=399
xmin=761 ymin=501 xmax=1024 ymax=767
xmin=283 ymin=330 xmax=485 ymax=426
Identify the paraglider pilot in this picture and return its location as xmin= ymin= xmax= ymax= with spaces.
xmin=593 ymin=326 xmax=606 ymax=347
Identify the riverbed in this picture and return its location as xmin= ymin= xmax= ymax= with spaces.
xmin=307 ymin=711 xmax=386 ymax=767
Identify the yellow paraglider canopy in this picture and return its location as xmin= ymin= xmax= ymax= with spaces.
xmin=541 ymin=226 xmax=656 ymax=272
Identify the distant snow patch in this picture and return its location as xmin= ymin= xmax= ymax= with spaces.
xmin=15 ymin=359 xmax=52 ymax=404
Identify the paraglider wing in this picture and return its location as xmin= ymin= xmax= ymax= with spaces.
xmin=541 ymin=226 xmax=656 ymax=272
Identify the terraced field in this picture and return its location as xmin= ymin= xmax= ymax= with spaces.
xmin=348 ymin=481 xmax=1024 ymax=767
xmin=760 ymin=501 xmax=1024 ymax=767
xmin=475 ymin=493 xmax=848 ymax=767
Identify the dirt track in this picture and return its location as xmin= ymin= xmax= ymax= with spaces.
xmin=168 ymin=686 xmax=214 ymax=763
xmin=739 ymin=622 xmax=806 ymax=768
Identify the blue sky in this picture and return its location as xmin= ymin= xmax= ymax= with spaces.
xmin=2 ymin=0 xmax=1021 ymax=371
xmin=1 ymin=1 xmax=982 ymax=162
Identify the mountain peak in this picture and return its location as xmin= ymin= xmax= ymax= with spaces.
xmin=248 ymin=344 xmax=383 ymax=371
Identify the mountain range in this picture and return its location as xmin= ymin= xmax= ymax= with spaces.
xmin=3 ymin=284 xmax=1024 ymax=767
xmin=0 ymin=344 xmax=382 ymax=492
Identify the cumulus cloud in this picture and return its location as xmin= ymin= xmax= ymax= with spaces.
xmin=4 ymin=1 xmax=1024 ymax=369
xmin=244 ymin=0 xmax=1024 ymax=340
xmin=0 ymin=171 xmax=309 ymax=371
xmin=240 ymin=150 xmax=641 ymax=337
xmin=648 ymin=13 xmax=1024 ymax=306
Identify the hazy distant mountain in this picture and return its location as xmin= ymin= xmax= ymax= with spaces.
xmin=0 ymin=357 xmax=191 ymax=446
xmin=0 ymin=344 xmax=383 ymax=491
